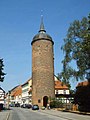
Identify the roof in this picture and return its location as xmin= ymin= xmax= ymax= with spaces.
xmin=21 ymin=78 xmax=32 ymax=87
xmin=10 ymin=85 xmax=22 ymax=97
xmin=76 ymin=80 xmax=89 ymax=87
xmin=54 ymin=75 xmax=60 ymax=81
xmin=10 ymin=85 xmax=19 ymax=92
xmin=31 ymin=16 xmax=54 ymax=45
xmin=55 ymin=80 xmax=69 ymax=90
xmin=54 ymin=75 xmax=69 ymax=90
xmin=0 ymin=87 xmax=5 ymax=93
xmin=21 ymin=80 xmax=28 ymax=87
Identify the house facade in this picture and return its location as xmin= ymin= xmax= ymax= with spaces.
xmin=0 ymin=87 xmax=5 ymax=104
xmin=6 ymin=76 xmax=70 ymax=106
xmin=54 ymin=76 xmax=69 ymax=95
xmin=22 ymin=78 xmax=32 ymax=105
xmin=54 ymin=76 xmax=70 ymax=103
xmin=6 ymin=85 xmax=22 ymax=106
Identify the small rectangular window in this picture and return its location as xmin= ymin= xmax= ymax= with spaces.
xmin=64 ymin=90 xmax=66 ymax=94
xmin=38 ymin=99 xmax=41 ymax=103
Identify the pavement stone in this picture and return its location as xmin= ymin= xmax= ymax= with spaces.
xmin=53 ymin=108 xmax=90 ymax=116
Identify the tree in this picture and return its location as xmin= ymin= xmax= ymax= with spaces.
xmin=60 ymin=14 xmax=90 ymax=82
xmin=57 ymin=73 xmax=71 ymax=89
xmin=0 ymin=58 xmax=6 ymax=82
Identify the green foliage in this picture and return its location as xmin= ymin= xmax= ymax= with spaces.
xmin=60 ymin=14 xmax=90 ymax=81
xmin=57 ymin=73 xmax=71 ymax=89
xmin=50 ymin=98 xmax=63 ymax=108
xmin=0 ymin=58 xmax=6 ymax=82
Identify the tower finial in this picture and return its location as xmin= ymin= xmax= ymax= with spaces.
xmin=39 ymin=11 xmax=46 ymax=33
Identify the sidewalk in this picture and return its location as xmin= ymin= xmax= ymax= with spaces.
xmin=0 ymin=110 xmax=10 ymax=120
xmin=39 ymin=109 xmax=90 ymax=120
xmin=56 ymin=108 xmax=90 ymax=116
xmin=68 ymin=110 xmax=90 ymax=115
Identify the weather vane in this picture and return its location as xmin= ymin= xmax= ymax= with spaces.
xmin=41 ymin=10 xmax=43 ymax=17
xmin=40 ymin=10 xmax=44 ymax=26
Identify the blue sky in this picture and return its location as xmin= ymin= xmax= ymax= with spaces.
xmin=0 ymin=0 xmax=90 ymax=92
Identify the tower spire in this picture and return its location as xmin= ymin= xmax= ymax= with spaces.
xmin=39 ymin=15 xmax=46 ymax=33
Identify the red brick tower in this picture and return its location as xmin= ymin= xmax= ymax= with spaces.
xmin=31 ymin=17 xmax=55 ymax=107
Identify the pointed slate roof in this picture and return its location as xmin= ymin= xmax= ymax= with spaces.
xmin=31 ymin=17 xmax=54 ymax=45
xmin=39 ymin=16 xmax=46 ymax=33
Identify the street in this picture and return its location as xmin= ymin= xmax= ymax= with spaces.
xmin=6 ymin=107 xmax=90 ymax=120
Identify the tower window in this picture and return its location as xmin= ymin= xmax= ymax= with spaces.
xmin=38 ymin=99 xmax=41 ymax=103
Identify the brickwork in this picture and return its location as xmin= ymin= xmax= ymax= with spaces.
xmin=32 ymin=38 xmax=55 ymax=107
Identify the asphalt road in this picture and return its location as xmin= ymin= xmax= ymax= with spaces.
xmin=8 ymin=107 xmax=90 ymax=120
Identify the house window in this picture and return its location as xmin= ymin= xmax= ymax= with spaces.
xmin=22 ymin=88 xmax=28 ymax=93
xmin=64 ymin=90 xmax=66 ymax=94
xmin=56 ymin=90 xmax=58 ymax=94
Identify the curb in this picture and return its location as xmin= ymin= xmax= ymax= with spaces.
xmin=58 ymin=110 xmax=90 ymax=116
xmin=70 ymin=111 xmax=90 ymax=116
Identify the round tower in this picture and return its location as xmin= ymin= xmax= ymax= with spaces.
xmin=31 ymin=17 xmax=55 ymax=107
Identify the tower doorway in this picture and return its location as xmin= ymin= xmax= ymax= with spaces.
xmin=43 ymin=96 xmax=48 ymax=107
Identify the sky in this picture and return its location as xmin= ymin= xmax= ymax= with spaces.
xmin=0 ymin=0 xmax=90 ymax=92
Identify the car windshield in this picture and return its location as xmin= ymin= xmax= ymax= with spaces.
xmin=34 ymin=105 xmax=38 ymax=108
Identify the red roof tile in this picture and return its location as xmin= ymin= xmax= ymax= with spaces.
xmin=77 ymin=80 xmax=89 ymax=87
xmin=55 ymin=81 xmax=69 ymax=90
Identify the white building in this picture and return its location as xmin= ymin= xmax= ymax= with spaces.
xmin=22 ymin=78 xmax=32 ymax=104
xmin=0 ymin=87 xmax=5 ymax=105
xmin=5 ymin=85 xmax=22 ymax=107
xmin=54 ymin=76 xmax=70 ymax=95
xmin=54 ymin=76 xmax=71 ymax=103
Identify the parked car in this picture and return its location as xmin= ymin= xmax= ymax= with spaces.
xmin=32 ymin=105 xmax=39 ymax=110
xmin=25 ymin=104 xmax=32 ymax=109
xmin=9 ymin=104 xmax=15 ymax=107
xmin=21 ymin=104 xmax=26 ymax=108
xmin=15 ymin=103 xmax=20 ymax=107
xmin=21 ymin=104 xmax=32 ymax=109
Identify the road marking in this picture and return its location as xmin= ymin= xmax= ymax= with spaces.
xmin=5 ymin=112 xmax=10 ymax=120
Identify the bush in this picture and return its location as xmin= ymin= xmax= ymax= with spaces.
xmin=50 ymin=100 xmax=63 ymax=108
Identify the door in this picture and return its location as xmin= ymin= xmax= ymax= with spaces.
xmin=43 ymin=96 xmax=48 ymax=107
